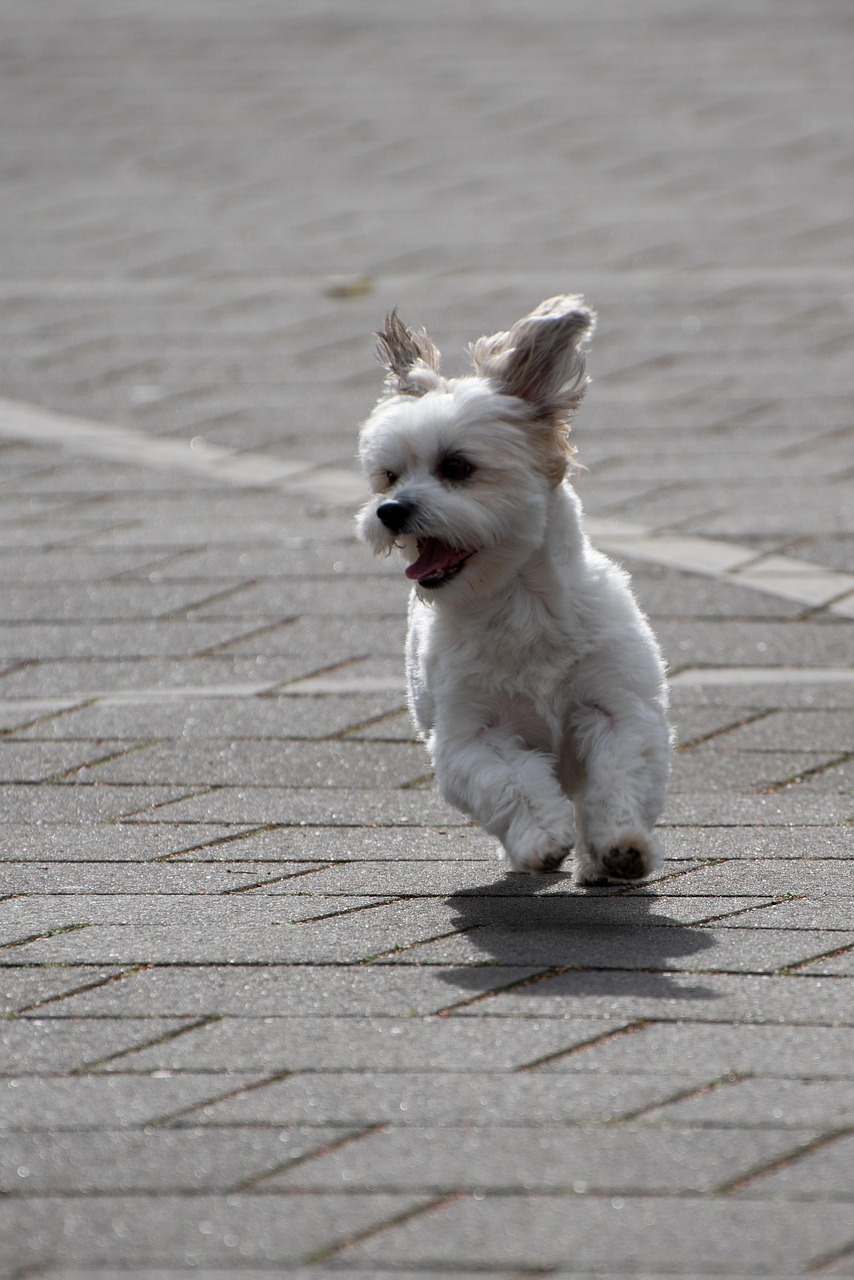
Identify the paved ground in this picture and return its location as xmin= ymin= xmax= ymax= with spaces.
xmin=0 ymin=0 xmax=852 ymax=1276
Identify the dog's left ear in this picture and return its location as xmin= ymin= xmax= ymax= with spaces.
xmin=375 ymin=309 xmax=443 ymax=398
xmin=470 ymin=295 xmax=596 ymax=420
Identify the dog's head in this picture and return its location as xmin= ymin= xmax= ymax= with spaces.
xmin=356 ymin=296 xmax=596 ymax=600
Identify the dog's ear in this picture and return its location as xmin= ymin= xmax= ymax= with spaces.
xmin=375 ymin=309 xmax=443 ymax=397
xmin=470 ymin=295 xmax=596 ymax=419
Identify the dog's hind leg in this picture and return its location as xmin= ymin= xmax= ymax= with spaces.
xmin=570 ymin=698 xmax=670 ymax=885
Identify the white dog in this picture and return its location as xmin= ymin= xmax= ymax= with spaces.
xmin=357 ymin=296 xmax=671 ymax=883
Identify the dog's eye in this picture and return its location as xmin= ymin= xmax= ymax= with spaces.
xmin=384 ymin=470 xmax=398 ymax=487
xmin=439 ymin=455 xmax=474 ymax=482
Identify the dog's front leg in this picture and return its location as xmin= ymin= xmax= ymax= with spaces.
xmin=571 ymin=698 xmax=669 ymax=885
xmin=431 ymin=723 xmax=576 ymax=873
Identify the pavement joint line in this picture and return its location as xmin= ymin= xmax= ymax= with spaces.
xmin=335 ymin=706 xmax=410 ymax=740
xmin=154 ymin=578 xmax=264 ymax=623
xmin=688 ymin=898 xmax=793 ymax=927
xmin=715 ymin=1126 xmax=854 ymax=1197
xmin=154 ymin=823 xmax=277 ymax=862
xmin=220 ymin=869 xmax=315 ymax=896
xmin=270 ymin=654 xmax=374 ymax=694
xmin=150 ymin=1068 xmax=297 ymax=1129
xmin=290 ymin=896 xmax=404 ymax=925
xmin=438 ymin=966 xmax=579 ymax=1019
xmin=779 ymin=941 xmax=854 ymax=975
xmin=515 ymin=1020 xmax=652 ymax=1074
xmin=231 ymin=1121 xmax=387 ymax=1193
xmin=3 ymin=392 xmax=853 ymax=608
xmin=0 ymin=699 xmax=94 ymax=737
xmin=677 ymin=709 xmax=776 ymax=752
xmin=308 ymin=1189 xmax=468 ymax=1265
xmin=191 ymin=615 xmax=300 ymax=658
xmin=11 ymin=965 xmax=152 ymax=1015
xmin=763 ymin=749 xmax=854 ymax=793
xmin=48 ymin=738 xmax=163 ymax=784
xmin=400 ymin=772 xmax=435 ymax=790
xmin=0 ymin=923 xmax=90 ymax=952
xmin=809 ymin=1236 xmax=854 ymax=1274
xmin=75 ymin=1014 xmax=220 ymax=1074
xmin=109 ymin=784 xmax=217 ymax=823
xmin=359 ymin=923 xmax=483 ymax=965
xmin=614 ymin=1071 xmax=754 ymax=1124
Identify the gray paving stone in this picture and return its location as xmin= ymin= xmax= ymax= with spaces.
xmin=737 ymin=1131 xmax=854 ymax=1199
xmin=0 ymin=1016 xmax=194 ymax=1072
xmin=382 ymin=921 xmax=853 ymax=976
xmin=79 ymin=738 xmax=428 ymax=788
xmin=13 ymin=692 xmax=407 ymax=741
xmin=0 ymin=966 xmax=126 ymax=1017
xmin=109 ymin=1015 xmax=629 ymax=1074
xmin=639 ymin=1077 xmax=854 ymax=1130
xmin=0 ymin=863 xmax=292 ymax=894
xmin=0 ymin=1192 xmax=428 ymax=1267
xmin=796 ymin=949 xmax=854 ymax=977
xmin=0 ymin=783 xmax=191 ymax=823
xmin=0 ymin=620 xmax=260 ymax=660
xmin=47 ymin=964 xmax=545 ymax=1018
xmin=343 ymin=1196 xmax=854 ymax=1271
xmin=277 ymin=1123 xmax=813 ymax=1195
xmin=2 ymin=903 xmax=482 ymax=965
xmin=657 ymin=620 xmax=852 ymax=669
xmin=0 ymin=1126 xmax=355 ymax=1193
xmin=1 ymin=893 xmax=323 ymax=931
xmin=640 ymin=859 xmax=853 ymax=896
xmin=708 ymin=900 xmax=854 ymax=930
xmin=193 ymin=1069 xmax=713 ymax=1129
xmin=698 ymin=709 xmax=853 ymax=753
xmin=661 ymin=791 xmax=852 ymax=825
xmin=167 ymin=825 xmax=495 ymax=862
xmin=455 ymin=971 xmax=854 ymax=1027
xmin=0 ymin=821 xmax=256 ymax=861
xmin=533 ymin=1023 xmax=854 ymax=1080
xmin=0 ymin=656 xmax=307 ymax=697
xmin=670 ymin=749 xmax=841 ymax=793
xmin=156 ymin=786 xmax=466 ymax=826
xmin=0 ymin=1075 xmax=238 ymax=1131
xmin=662 ymin=826 xmax=854 ymax=859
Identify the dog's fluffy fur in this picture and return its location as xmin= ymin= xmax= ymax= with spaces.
xmin=357 ymin=296 xmax=671 ymax=883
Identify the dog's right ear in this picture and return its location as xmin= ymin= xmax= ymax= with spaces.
xmin=375 ymin=310 xmax=443 ymax=397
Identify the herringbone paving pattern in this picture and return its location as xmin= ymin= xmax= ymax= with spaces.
xmin=0 ymin=0 xmax=852 ymax=1275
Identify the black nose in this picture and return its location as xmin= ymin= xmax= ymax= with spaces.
xmin=376 ymin=499 xmax=415 ymax=533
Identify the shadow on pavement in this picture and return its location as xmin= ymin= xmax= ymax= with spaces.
xmin=437 ymin=873 xmax=719 ymax=1003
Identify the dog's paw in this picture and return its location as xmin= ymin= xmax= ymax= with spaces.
xmin=503 ymin=809 xmax=576 ymax=875
xmin=573 ymin=829 xmax=661 ymax=886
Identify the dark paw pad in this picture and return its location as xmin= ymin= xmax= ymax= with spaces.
xmin=602 ymin=846 xmax=647 ymax=881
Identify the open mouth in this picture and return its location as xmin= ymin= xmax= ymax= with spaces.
xmin=405 ymin=537 xmax=474 ymax=589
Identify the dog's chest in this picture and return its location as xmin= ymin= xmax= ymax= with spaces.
xmin=426 ymin=596 xmax=590 ymax=703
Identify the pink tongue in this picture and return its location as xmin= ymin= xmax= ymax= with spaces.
xmin=405 ymin=538 xmax=469 ymax=582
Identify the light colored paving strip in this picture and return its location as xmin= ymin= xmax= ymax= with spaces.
xmin=2 ymin=668 xmax=853 ymax=714
xmin=670 ymin=667 xmax=854 ymax=687
xmin=0 ymin=395 xmax=360 ymax=502
xmin=1 ymin=395 xmax=853 ymax=615
xmin=584 ymin=519 xmax=854 ymax=614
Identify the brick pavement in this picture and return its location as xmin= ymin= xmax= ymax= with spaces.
xmin=0 ymin=0 xmax=852 ymax=1275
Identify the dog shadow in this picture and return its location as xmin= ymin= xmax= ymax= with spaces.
xmin=437 ymin=872 xmax=719 ymax=1003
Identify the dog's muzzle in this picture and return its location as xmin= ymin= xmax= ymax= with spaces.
xmin=376 ymin=499 xmax=415 ymax=533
